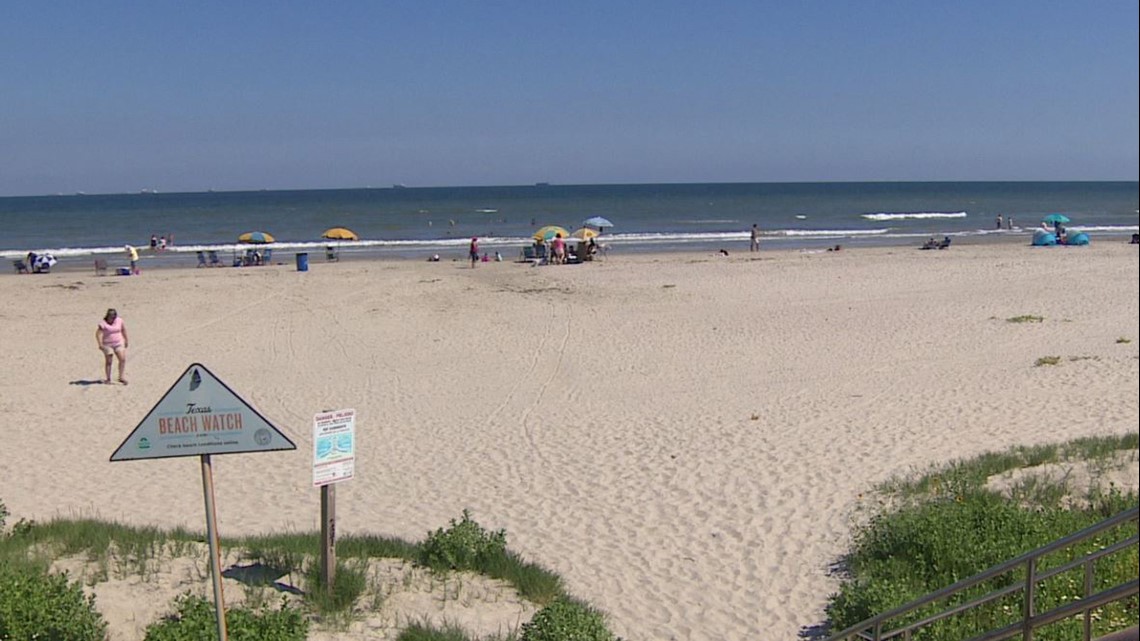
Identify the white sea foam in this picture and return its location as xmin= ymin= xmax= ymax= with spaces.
xmin=861 ymin=211 xmax=968 ymax=221
xmin=781 ymin=228 xmax=890 ymax=237
xmin=1068 ymin=225 xmax=1140 ymax=232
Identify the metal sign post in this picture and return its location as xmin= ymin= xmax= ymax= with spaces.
xmin=313 ymin=408 xmax=356 ymax=598
xmin=110 ymin=364 xmax=297 ymax=641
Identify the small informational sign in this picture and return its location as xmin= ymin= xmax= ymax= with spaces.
xmin=313 ymin=409 xmax=355 ymax=487
xmin=110 ymin=363 xmax=295 ymax=462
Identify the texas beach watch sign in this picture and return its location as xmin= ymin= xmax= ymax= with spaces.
xmin=110 ymin=363 xmax=295 ymax=461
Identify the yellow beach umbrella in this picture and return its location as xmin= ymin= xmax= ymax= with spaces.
xmin=321 ymin=227 xmax=359 ymax=241
xmin=533 ymin=225 xmax=570 ymax=242
xmin=570 ymin=227 xmax=598 ymax=241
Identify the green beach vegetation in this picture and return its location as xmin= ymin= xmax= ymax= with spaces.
xmin=825 ymin=433 xmax=1139 ymax=640
xmin=5 ymin=434 xmax=1137 ymax=640
xmin=0 ymin=505 xmax=617 ymax=640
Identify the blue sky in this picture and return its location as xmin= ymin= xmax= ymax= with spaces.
xmin=3 ymin=1 xmax=1137 ymax=196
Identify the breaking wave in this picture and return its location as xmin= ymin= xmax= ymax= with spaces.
xmin=861 ymin=211 xmax=968 ymax=221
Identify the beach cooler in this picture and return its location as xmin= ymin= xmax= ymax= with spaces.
xmin=295 ymin=252 xmax=309 ymax=272
xmin=117 ymin=267 xmax=132 ymax=276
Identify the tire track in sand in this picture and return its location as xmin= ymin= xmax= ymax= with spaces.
xmin=480 ymin=299 xmax=573 ymax=472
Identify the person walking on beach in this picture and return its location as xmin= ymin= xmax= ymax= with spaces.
xmin=469 ymin=237 xmax=479 ymax=268
xmin=995 ymin=213 xmax=1003 ymax=230
xmin=750 ymin=224 xmax=761 ymax=252
xmin=96 ymin=308 xmax=129 ymax=385
xmin=1007 ymin=215 xmax=1013 ymax=230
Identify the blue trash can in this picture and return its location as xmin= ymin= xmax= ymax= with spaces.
xmin=296 ymin=252 xmax=309 ymax=272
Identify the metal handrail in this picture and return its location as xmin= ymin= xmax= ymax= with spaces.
xmin=966 ymin=582 xmax=1140 ymax=641
xmin=825 ymin=506 xmax=1139 ymax=641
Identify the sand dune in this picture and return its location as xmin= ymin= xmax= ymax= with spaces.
xmin=2 ymin=242 xmax=1137 ymax=640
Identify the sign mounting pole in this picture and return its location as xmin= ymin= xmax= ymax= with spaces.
xmin=321 ymin=483 xmax=336 ymax=596
xmin=312 ymin=408 xmax=356 ymax=598
xmin=200 ymin=453 xmax=228 ymax=641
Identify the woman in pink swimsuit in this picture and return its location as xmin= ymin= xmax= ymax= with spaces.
xmin=96 ymin=308 xmax=130 ymax=384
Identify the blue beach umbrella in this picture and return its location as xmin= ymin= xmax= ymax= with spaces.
xmin=583 ymin=216 xmax=614 ymax=229
xmin=1041 ymin=214 xmax=1071 ymax=225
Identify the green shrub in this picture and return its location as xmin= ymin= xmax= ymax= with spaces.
xmin=144 ymin=592 xmax=308 ymax=641
xmin=0 ymin=564 xmax=108 ymax=641
xmin=419 ymin=509 xmax=507 ymax=572
xmin=0 ymin=499 xmax=7 ymax=530
xmin=521 ymin=597 xmax=616 ymax=641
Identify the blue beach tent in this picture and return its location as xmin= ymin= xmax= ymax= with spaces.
xmin=1032 ymin=229 xmax=1058 ymax=246
xmin=1066 ymin=231 xmax=1090 ymax=246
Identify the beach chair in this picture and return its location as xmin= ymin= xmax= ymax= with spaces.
xmin=95 ymin=258 xmax=109 ymax=275
xmin=13 ymin=259 xmax=30 ymax=274
xmin=938 ymin=237 xmax=952 ymax=249
xmin=208 ymin=250 xmax=221 ymax=267
xmin=262 ymin=248 xmax=273 ymax=264
xmin=325 ymin=246 xmax=339 ymax=262
xmin=521 ymin=246 xmax=537 ymax=261
xmin=196 ymin=252 xmax=207 ymax=268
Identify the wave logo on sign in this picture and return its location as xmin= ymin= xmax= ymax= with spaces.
xmin=189 ymin=369 xmax=202 ymax=391
xmin=316 ymin=434 xmax=353 ymax=459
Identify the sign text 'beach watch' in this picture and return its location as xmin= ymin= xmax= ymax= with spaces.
xmin=110 ymin=363 xmax=296 ymax=461
xmin=313 ymin=408 xmax=355 ymax=486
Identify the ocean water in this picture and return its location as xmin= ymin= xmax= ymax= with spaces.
xmin=2 ymin=182 xmax=1137 ymax=268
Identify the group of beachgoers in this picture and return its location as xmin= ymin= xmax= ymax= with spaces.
xmin=149 ymin=234 xmax=173 ymax=251
xmin=531 ymin=234 xmax=599 ymax=265
xmin=995 ymin=214 xmax=1015 ymax=230
xmin=1041 ymin=220 xmax=1069 ymax=243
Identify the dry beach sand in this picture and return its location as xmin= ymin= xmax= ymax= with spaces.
xmin=1 ymin=241 xmax=1137 ymax=640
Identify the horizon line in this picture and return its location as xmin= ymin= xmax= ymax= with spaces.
xmin=4 ymin=178 xmax=1138 ymax=199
